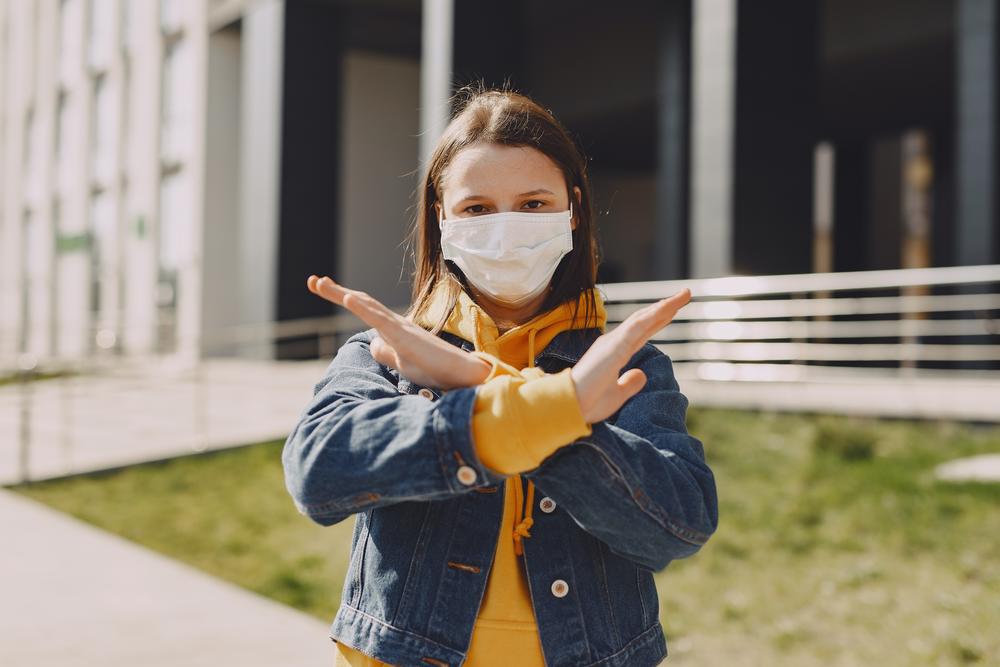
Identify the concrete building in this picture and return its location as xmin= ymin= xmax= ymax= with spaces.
xmin=2 ymin=0 xmax=998 ymax=369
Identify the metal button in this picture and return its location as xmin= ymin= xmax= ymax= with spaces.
xmin=539 ymin=497 xmax=556 ymax=513
xmin=551 ymin=579 xmax=569 ymax=598
xmin=456 ymin=465 xmax=477 ymax=485
xmin=418 ymin=387 xmax=435 ymax=400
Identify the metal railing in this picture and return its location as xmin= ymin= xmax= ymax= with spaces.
xmin=600 ymin=264 xmax=1000 ymax=420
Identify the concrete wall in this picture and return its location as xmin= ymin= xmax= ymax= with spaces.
xmin=338 ymin=50 xmax=421 ymax=310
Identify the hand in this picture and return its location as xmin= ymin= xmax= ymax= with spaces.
xmin=571 ymin=288 xmax=692 ymax=424
xmin=307 ymin=275 xmax=492 ymax=390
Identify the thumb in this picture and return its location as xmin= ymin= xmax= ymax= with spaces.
xmin=617 ymin=368 xmax=647 ymax=402
xmin=371 ymin=336 xmax=400 ymax=368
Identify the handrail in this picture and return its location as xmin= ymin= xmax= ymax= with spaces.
xmin=598 ymin=263 xmax=1000 ymax=300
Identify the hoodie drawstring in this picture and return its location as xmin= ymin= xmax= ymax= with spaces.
xmin=513 ymin=327 xmax=539 ymax=556
xmin=527 ymin=328 xmax=537 ymax=369
xmin=512 ymin=476 xmax=535 ymax=556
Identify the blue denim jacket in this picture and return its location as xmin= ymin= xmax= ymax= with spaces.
xmin=281 ymin=324 xmax=719 ymax=667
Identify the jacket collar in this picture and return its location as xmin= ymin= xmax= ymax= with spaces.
xmin=438 ymin=326 xmax=601 ymax=365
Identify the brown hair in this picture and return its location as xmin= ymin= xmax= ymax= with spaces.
xmin=402 ymin=81 xmax=603 ymax=335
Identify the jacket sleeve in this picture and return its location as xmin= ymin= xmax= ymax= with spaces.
xmin=281 ymin=328 xmax=508 ymax=527
xmin=523 ymin=343 xmax=719 ymax=573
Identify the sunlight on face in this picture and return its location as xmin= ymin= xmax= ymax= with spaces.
xmin=436 ymin=143 xmax=579 ymax=229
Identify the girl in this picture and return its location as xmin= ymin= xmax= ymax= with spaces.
xmin=282 ymin=84 xmax=719 ymax=667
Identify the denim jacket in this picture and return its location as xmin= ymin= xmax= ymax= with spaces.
xmin=281 ymin=324 xmax=719 ymax=667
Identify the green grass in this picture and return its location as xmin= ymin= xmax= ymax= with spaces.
xmin=0 ymin=368 xmax=76 ymax=386
xmin=7 ymin=409 xmax=1000 ymax=666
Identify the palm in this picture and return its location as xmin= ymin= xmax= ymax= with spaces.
xmin=571 ymin=288 xmax=691 ymax=423
xmin=307 ymin=275 xmax=490 ymax=390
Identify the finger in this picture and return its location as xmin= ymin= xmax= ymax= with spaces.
xmin=313 ymin=276 xmax=401 ymax=335
xmin=309 ymin=274 xmax=368 ymax=311
xmin=617 ymin=368 xmax=647 ymax=401
xmin=619 ymin=288 xmax=692 ymax=349
xmin=640 ymin=288 xmax=692 ymax=339
xmin=342 ymin=291 xmax=392 ymax=325
xmin=310 ymin=275 xmax=386 ymax=318
xmin=371 ymin=336 xmax=403 ymax=370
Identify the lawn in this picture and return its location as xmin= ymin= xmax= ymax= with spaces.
xmin=7 ymin=408 xmax=999 ymax=666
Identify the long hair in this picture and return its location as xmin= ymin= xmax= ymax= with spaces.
xmin=402 ymin=81 xmax=603 ymax=334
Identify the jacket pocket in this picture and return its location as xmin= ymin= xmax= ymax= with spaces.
xmin=636 ymin=566 xmax=660 ymax=631
xmin=346 ymin=509 xmax=371 ymax=607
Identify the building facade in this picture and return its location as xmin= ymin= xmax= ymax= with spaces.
xmin=1 ymin=0 xmax=998 ymax=368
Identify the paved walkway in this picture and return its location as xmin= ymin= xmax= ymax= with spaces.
xmin=675 ymin=366 xmax=1000 ymax=422
xmin=0 ymin=357 xmax=330 ymax=485
xmin=0 ymin=488 xmax=333 ymax=667
xmin=0 ymin=358 xmax=337 ymax=665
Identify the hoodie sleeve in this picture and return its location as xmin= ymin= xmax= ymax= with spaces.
xmin=468 ymin=351 xmax=593 ymax=475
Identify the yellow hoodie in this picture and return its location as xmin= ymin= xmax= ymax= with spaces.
xmin=334 ymin=281 xmax=607 ymax=667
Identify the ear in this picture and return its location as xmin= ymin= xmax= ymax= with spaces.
xmin=571 ymin=186 xmax=582 ymax=230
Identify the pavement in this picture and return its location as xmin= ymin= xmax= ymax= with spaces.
xmin=0 ymin=487 xmax=333 ymax=666
xmin=935 ymin=453 xmax=1000 ymax=482
xmin=0 ymin=358 xmax=336 ymax=666
xmin=0 ymin=357 xmax=330 ymax=485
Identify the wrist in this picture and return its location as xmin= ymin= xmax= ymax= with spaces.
xmin=470 ymin=356 xmax=492 ymax=384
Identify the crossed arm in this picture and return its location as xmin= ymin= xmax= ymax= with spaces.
xmin=280 ymin=276 xmax=718 ymax=572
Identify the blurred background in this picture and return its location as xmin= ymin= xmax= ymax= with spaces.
xmin=2 ymin=0 xmax=998 ymax=364
xmin=0 ymin=1 xmax=998 ymax=666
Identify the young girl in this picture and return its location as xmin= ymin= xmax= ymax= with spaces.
xmin=282 ymin=84 xmax=719 ymax=667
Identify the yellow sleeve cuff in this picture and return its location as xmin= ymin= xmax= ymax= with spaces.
xmin=472 ymin=367 xmax=592 ymax=475
xmin=468 ymin=350 xmax=524 ymax=382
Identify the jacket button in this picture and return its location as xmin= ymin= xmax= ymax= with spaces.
xmin=418 ymin=387 xmax=435 ymax=400
xmin=539 ymin=497 xmax=556 ymax=513
xmin=456 ymin=465 xmax=477 ymax=485
xmin=551 ymin=579 xmax=569 ymax=598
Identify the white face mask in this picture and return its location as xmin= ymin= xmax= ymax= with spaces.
xmin=438 ymin=203 xmax=575 ymax=308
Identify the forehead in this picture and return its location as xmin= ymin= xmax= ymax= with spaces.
xmin=441 ymin=143 xmax=564 ymax=199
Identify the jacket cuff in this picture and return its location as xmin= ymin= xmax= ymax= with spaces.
xmin=472 ymin=368 xmax=592 ymax=475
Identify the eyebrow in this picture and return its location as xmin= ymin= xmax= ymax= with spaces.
xmin=457 ymin=188 xmax=556 ymax=201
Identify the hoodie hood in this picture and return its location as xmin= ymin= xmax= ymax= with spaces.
xmin=414 ymin=279 xmax=606 ymax=556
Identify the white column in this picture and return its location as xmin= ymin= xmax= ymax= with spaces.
xmin=174 ymin=0 xmax=210 ymax=365
xmin=689 ymin=0 xmax=736 ymax=278
xmin=239 ymin=0 xmax=284 ymax=359
xmin=0 ymin=0 xmax=27 ymax=362
xmin=419 ymin=0 xmax=453 ymax=167
xmin=122 ymin=0 xmax=163 ymax=356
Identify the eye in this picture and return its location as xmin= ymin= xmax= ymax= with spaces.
xmin=464 ymin=204 xmax=488 ymax=214
xmin=522 ymin=200 xmax=546 ymax=210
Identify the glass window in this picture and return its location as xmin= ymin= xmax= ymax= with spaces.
xmin=160 ymin=0 xmax=185 ymax=35
xmin=55 ymin=92 xmax=74 ymax=195
xmin=121 ymin=0 xmax=135 ymax=52
xmin=25 ymin=210 xmax=47 ymax=280
xmin=24 ymin=110 xmax=44 ymax=204
xmin=91 ymin=75 xmax=118 ymax=187
xmin=20 ymin=211 xmax=35 ymax=353
xmin=89 ymin=191 xmax=116 ymax=316
xmin=158 ymin=169 xmax=192 ymax=273
xmin=161 ymin=38 xmax=194 ymax=164
xmin=59 ymin=0 xmax=82 ymax=85
xmin=88 ymin=0 xmax=115 ymax=71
